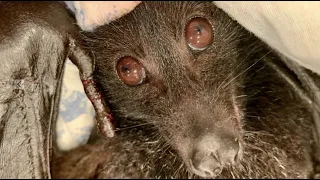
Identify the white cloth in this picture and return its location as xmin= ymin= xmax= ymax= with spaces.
xmin=65 ymin=1 xmax=141 ymax=31
xmin=214 ymin=1 xmax=320 ymax=75
xmin=57 ymin=60 xmax=95 ymax=151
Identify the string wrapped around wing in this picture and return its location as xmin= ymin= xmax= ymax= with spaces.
xmin=68 ymin=38 xmax=115 ymax=138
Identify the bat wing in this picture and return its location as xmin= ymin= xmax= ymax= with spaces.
xmin=0 ymin=2 xmax=79 ymax=178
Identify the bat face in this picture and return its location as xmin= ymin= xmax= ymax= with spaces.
xmin=83 ymin=1 xmax=249 ymax=177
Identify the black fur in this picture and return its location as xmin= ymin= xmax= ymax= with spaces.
xmin=52 ymin=1 xmax=317 ymax=178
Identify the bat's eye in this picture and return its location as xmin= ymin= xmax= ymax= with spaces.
xmin=185 ymin=17 xmax=213 ymax=51
xmin=116 ymin=56 xmax=146 ymax=86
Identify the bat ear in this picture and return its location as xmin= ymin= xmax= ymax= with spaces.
xmin=68 ymin=38 xmax=115 ymax=138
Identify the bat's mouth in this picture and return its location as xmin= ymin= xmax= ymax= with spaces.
xmin=187 ymin=159 xmax=223 ymax=178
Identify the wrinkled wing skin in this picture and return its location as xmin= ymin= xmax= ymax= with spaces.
xmin=0 ymin=2 xmax=79 ymax=178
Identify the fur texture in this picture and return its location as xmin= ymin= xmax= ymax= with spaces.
xmin=52 ymin=1 xmax=317 ymax=178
